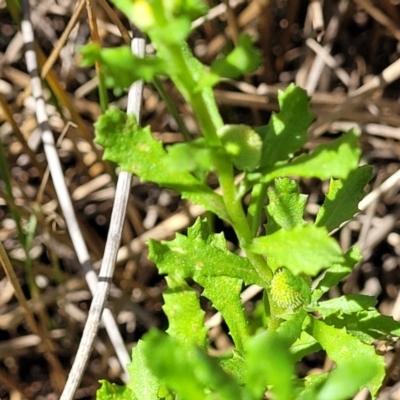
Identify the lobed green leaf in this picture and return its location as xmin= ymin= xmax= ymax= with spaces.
xmin=96 ymin=380 xmax=134 ymax=400
xmin=211 ymin=34 xmax=262 ymax=80
xmin=316 ymin=165 xmax=373 ymax=232
xmin=265 ymin=178 xmax=307 ymax=234
xmin=165 ymin=138 xmax=214 ymax=176
xmin=310 ymin=318 xmax=386 ymax=398
xmin=245 ymin=331 xmax=294 ymax=399
xmin=291 ymin=330 xmax=321 ymax=362
xmin=148 ymin=219 xmax=263 ymax=286
xmin=249 ymin=224 xmax=344 ymax=275
xmin=163 ymin=276 xmax=208 ymax=347
xmin=257 ymin=84 xmax=314 ymax=168
xmin=315 ymin=357 xmax=379 ymax=400
xmin=198 ymin=276 xmax=248 ymax=352
xmin=95 ymin=109 xmax=229 ymax=220
xmin=142 ymin=330 xmax=247 ymax=400
xmin=128 ymin=341 xmax=159 ymax=400
xmin=80 ymin=44 xmax=166 ymax=92
xmin=173 ymin=41 xmax=224 ymax=128
xmin=310 ymin=294 xmax=377 ymax=318
xmin=324 ymin=309 xmax=400 ymax=344
xmin=220 ymin=352 xmax=247 ymax=385
xmin=261 ymin=130 xmax=361 ymax=183
xmin=311 ymin=247 xmax=361 ymax=302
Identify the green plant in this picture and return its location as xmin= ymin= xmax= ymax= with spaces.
xmin=81 ymin=1 xmax=400 ymax=399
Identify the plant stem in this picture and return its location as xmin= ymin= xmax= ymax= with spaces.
xmin=160 ymin=41 xmax=272 ymax=283
xmin=0 ymin=139 xmax=25 ymax=245
xmin=85 ymin=0 xmax=108 ymax=112
xmin=0 ymin=138 xmax=39 ymax=293
xmin=247 ymin=182 xmax=268 ymax=237
xmin=152 ymin=77 xmax=192 ymax=142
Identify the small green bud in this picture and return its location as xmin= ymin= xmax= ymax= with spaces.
xmin=217 ymin=124 xmax=262 ymax=171
xmin=270 ymin=268 xmax=310 ymax=312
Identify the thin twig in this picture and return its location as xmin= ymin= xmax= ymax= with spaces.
xmin=85 ymin=0 xmax=108 ymax=112
xmin=97 ymin=0 xmax=131 ymax=44
xmin=306 ymin=38 xmax=350 ymax=88
xmin=191 ymin=0 xmax=246 ymax=29
xmin=0 ymin=92 xmax=45 ymax=174
xmin=309 ymin=56 xmax=400 ymax=137
xmin=60 ymin=36 xmax=146 ymax=400
xmin=116 ymin=203 xmax=205 ymax=264
xmin=309 ymin=0 xmax=325 ymax=41
xmin=304 ymin=0 xmax=349 ymax=94
xmin=359 ymin=169 xmax=400 ymax=212
xmin=0 ymin=240 xmax=66 ymax=392
xmin=40 ymin=0 xmax=86 ymax=79
xmin=20 ymin=0 xmax=131 ymax=384
xmin=221 ymin=0 xmax=240 ymax=45
xmin=0 ymin=367 xmax=24 ymax=396
xmin=354 ymin=0 xmax=400 ymax=42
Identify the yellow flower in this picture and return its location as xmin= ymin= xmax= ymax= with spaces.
xmin=132 ymin=0 xmax=156 ymax=30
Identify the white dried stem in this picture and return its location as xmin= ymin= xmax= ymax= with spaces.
xmin=20 ymin=0 xmax=134 ymax=391
xmin=60 ymin=37 xmax=146 ymax=400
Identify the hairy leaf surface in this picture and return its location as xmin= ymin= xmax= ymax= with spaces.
xmin=310 ymin=318 xmax=385 ymax=398
xmin=316 ymin=165 xmax=373 ymax=232
xmin=95 ymin=109 xmax=229 ymax=220
xmin=249 ymin=225 xmax=344 ymax=275
xmin=261 ymin=130 xmax=360 ymax=182
xmin=257 ymin=84 xmax=314 ymax=168
xmin=265 ymin=178 xmax=307 ymax=233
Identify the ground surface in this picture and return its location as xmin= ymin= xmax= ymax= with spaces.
xmin=2 ymin=0 xmax=400 ymax=399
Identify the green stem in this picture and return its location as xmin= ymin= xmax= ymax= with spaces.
xmin=24 ymin=213 xmax=39 ymax=297
xmin=247 ymin=182 xmax=268 ymax=237
xmin=160 ymin=41 xmax=272 ymax=283
xmin=152 ymin=77 xmax=192 ymax=142
xmin=5 ymin=0 xmax=21 ymax=23
xmin=0 ymin=139 xmax=24 ymax=245
xmin=97 ymin=68 xmax=108 ymax=113
xmin=216 ymin=157 xmax=272 ymax=283
xmin=0 ymin=139 xmax=39 ymax=295
xmin=160 ymin=42 xmax=223 ymax=144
